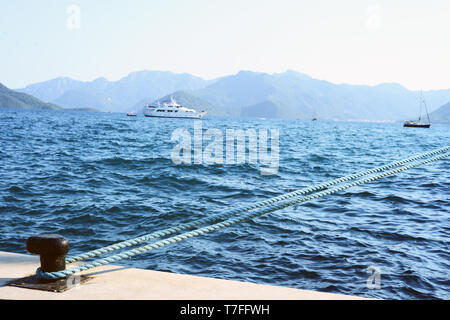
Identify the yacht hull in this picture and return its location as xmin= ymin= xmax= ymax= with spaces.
xmin=144 ymin=115 xmax=204 ymax=119
xmin=403 ymin=123 xmax=430 ymax=128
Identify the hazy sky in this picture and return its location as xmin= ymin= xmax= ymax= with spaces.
xmin=1 ymin=0 xmax=449 ymax=90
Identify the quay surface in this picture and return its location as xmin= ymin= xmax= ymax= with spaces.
xmin=0 ymin=251 xmax=367 ymax=300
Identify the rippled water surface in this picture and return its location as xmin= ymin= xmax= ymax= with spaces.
xmin=0 ymin=109 xmax=449 ymax=299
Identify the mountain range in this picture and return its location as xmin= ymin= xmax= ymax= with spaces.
xmin=17 ymin=71 xmax=212 ymax=114
xmin=13 ymin=70 xmax=450 ymax=121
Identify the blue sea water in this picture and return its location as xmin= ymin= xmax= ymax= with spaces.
xmin=0 ymin=108 xmax=449 ymax=299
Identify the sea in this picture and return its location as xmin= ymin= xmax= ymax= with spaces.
xmin=0 ymin=108 xmax=449 ymax=299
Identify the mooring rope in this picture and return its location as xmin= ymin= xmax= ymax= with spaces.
xmin=36 ymin=147 xmax=449 ymax=279
xmin=65 ymin=145 xmax=450 ymax=264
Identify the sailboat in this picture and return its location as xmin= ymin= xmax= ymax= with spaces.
xmin=404 ymin=91 xmax=431 ymax=128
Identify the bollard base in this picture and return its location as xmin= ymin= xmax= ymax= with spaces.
xmin=7 ymin=274 xmax=92 ymax=293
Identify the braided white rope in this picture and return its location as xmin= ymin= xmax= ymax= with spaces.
xmin=66 ymin=145 xmax=450 ymax=264
xmin=37 ymin=150 xmax=449 ymax=279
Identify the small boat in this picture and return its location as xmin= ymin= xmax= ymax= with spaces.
xmin=127 ymin=111 xmax=137 ymax=117
xmin=312 ymin=117 xmax=317 ymax=121
xmin=404 ymin=91 xmax=430 ymax=128
xmin=144 ymin=97 xmax=206 ymax=119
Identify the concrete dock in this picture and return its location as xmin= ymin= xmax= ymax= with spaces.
xmin=0 ymin=251 xmax=366 ymax=300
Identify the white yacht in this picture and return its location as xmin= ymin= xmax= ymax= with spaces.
xmin=144 ymin=97 xmax=206 ymax=119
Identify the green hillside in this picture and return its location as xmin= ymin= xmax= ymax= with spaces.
xmin=0 ymin=83 xmax=99 ymax=112
xmin=0 ymin=82 xmax=61 ymax=110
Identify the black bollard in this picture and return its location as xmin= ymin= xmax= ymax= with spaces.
xmin=26 ymin=234 xmax=70 ymax=273
xmin=7 ymin=234 xmax=91 ymax=291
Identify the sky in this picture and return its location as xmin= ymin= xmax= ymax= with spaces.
xmin=1 ymin=0 xmax=450 ymax=90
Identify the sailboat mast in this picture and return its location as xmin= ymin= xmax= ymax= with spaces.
xmin=423 ymin=94 xmax=430 ymax=124
xmin=418 ymin=90 xmax=422 ymax=122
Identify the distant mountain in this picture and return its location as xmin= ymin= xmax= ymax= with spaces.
xmin=241 ymin=100 xmax=279 ymax=118
xmin=17 ymin=71 xmax=213 ymax=113
xmin=0 ymin=83 xmax=99 ymax=112
xmin=17 ymin=77 xmax=85 ymax=102
xmin=429 ymin=101 xmax=450 ymax=123
xmin=16 ymin=69 xmax=450 ymax=120
xmin=191 ymin=70 xmax=450 ymax=120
